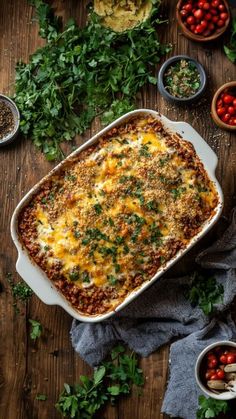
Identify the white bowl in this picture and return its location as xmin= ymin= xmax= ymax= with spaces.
xmin=195 ymin=340 xmax=236 ymax=400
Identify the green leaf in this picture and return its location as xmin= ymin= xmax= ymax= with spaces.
xmin=29 ymin=319 xmax=42 ymax=340
xmin=93 ymin=366 xmax=106 ymax=385
xmin=36 ymin=394 xmax=47 ymax=401
xmin=107 ymin=385 xmax=121 ymax=396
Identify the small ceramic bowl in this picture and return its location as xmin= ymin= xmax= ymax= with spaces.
xmin=211 ymin=81 xmax=236 ymax=131
xmin=195 ymin=340 xmax=236 ymax=400
xmin=176 ymin=0 xmax=230 ymax=43
xmin=157 ymin=55 xmax=207 ymax=104
xmin=0 ymin=94 xmax=20 ymax=147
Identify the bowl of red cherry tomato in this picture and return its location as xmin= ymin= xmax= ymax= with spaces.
xmin=195 ymin=341 xmax=236 ymax=400
xmin=211 ymin=82 xmax=236 ymax=130
xmin=176 ymin=0 xmax=230 ymax=42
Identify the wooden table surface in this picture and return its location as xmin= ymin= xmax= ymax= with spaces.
xmin=0 ymin=1 xmax=235 ymax=418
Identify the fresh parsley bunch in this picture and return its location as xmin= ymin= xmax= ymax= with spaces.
xmin=185 ymin=271 xmax=224 ymax=316
xmin=56 ymin=345 xmax=144 ymax=418
xmin=197 ymin=395 xmax=229 ymax=418
xmin=14 ymin=0 xmax=170 ymax=160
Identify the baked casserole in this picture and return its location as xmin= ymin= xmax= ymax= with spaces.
xmin=18 ymin=115 xmax=219 ymax=316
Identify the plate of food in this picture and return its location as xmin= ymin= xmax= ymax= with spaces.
xmin=11 ymin=109 xmax=223 ymax=322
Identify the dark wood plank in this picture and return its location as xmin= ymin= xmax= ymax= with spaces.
xmin=0 ymin=1 xmax=235 ymax=418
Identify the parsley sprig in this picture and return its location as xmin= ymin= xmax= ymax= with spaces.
xmin=14 ymin=0 xmax=170 ymax=160
xmin=224 ymin=17 xmax=236 ymax=63
xmin=185 ymin=271 xmax=224 ymax=316
xmin=56 ymin=345 xmax=144 ymax=418
xmin=197 ymin=396 xmax=229 ymax=419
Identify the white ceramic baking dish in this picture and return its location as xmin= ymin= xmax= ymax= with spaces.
xmin=11 ymin=109 xmax=224 ymax=323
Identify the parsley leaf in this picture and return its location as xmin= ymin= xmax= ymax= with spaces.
xmin=224 ymin=17 xmax=236 ymax=63
xmin=185 ymin=272 xmax=224 ymax=315
xmin=29 ymin=319 xmax=42 ymax=341
xmin=197 ymin=396 xmax=229 ymax=419
xmin=36 ymin=394 xmax=47 ymax=401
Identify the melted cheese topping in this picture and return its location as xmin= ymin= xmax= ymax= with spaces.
xmin=19 ymin=115 xmax=219 ymax=315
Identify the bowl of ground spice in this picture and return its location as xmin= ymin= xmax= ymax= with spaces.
xmin=0 ymin=94 xmax=20 ymax=146
xmin=157 ymin=55 xmax=207 ymax=104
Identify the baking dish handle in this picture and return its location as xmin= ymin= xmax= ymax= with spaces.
xmin=16 ymin=252 xmax=60 ymax=305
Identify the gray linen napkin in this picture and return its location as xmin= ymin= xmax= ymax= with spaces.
xmin=71 ymin=208 xmax=236 ymax=419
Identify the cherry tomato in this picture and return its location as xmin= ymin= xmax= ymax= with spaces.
xmin=207 ymin=352 xmax=216 ymax=360
xmin=219 ymin=354 xmax=227 ymax=364
xmin=184 ymin=3 xmax=193 ymax=12
xmin=198 ymin=1 xmax=205 ymax=8
xmin=208 ymin=22 xmax=215 ymax=31
xmin=216 ymin=107 xmax=226 ymax=116
xmin=212 ymin=15 xmax=219 ymax=23
xmin=205 ymin=12 xmax=212 ymax=20
xmin=194 ymin=9 xmax=204 ymax=19
xmin=217 ymin=99 xmax=223 ymax=107
xmin=218 ymin=3 xmax=225 ymax=11
xmin=220 ymin=12 xmax=228 ymax=21
xmin=210 ymin=7 xmax=218 ymax=15
xmin=226 ymin=354 xmax=236 ymax=364
xmin=208 ymin=358 xmax=218 ymax=368
xmin=223 ymin=94 xmax=234 ymax=104
xmin=211 ymin=0 xmax=220 ymax=7
xmin=205 ymin=369 xmax=216 ymax=380
xmin=233 ymin=99 xmax=236 ymax=108
xmin=233 ymin=118 xmax=236 ymax=125
xmin=217 ymin=19 xmax=225 ymax=27
xmin=216 ymin=369 xmax=225 ymax=379
xmin=196 ymin=23 xmax=205 ymax=33
xmin=222 ymin=113 xmax=231 ymax=123
xmin=200 ymin=19 xmax=208 ymax=28
xmin=229 ymin=118 xmax=235 ymax=126
xmin=190 ymin=24 xmax=196 ymax=31
xmin=187 ymin=15 xmax=196 ymax=25
xmin=203 ymin=2 xmax=210 ymax=9
xmin=228 ymin=106 xmax=235 ymax=115
xmin=180 ymin=9 xmax=189 ymax=17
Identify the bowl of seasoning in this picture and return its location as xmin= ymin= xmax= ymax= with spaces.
xmin=195 ymin=341 xmax=236 ymax=400
xmin=211 ymin=81 xmax=236 ymax=131
xmin=157 ymin=55 xmax=207 ymax=104
xmin=176 ymin=0 xmax=230 ymax=42
xmin=0 ymin=94 xmax=20 ymax=147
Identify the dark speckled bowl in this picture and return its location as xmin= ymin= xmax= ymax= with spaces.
xmin=157 ymin=55 xmax=207 ymax=105
xmin=0 ymin=94 xmax=20 ymax=147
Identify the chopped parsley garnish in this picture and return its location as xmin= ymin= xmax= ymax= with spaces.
xmin=146 ymin=200 xmax=160 ymax=213
xmin=82 ymin=272 xmax=90 ymax=283
xmin=108 ymin=217 xmax=114 ymax=227
xmin=139 ymin=144 xmax=151 ymax=157
xmin=44 ymin=245 xmax=50 ymax=251
xmin=69 ymin=271 xmax=80 ymax=281
xmin=65 ymin=174 xmax=77 ymax=182
xmin=171 ymin=187 xmax=186 ymax=200
xmin=108 ymin=275 xmax=118 ymax=286
xmin=115 ymin=236 xmax=124 ymax=245
xmin=94 ymin=203 xmax=102 ymax=215
xmin=114 ymin=263 xmax=121 ymax=273
xmin=74 ymin=230 xmax=80 ymax=239
xmin=73 ymin=220 xmax=79 ymax=227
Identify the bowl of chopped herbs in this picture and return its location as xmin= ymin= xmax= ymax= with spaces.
xmin=158 ymin=55 xmax=207 ymax=104
xmin=0 ymin=94 xmax=20 ymax=147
